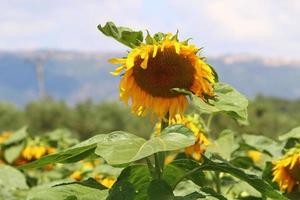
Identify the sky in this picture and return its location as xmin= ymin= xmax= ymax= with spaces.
xmin=0 ymin=0 xmax=299 ymax=59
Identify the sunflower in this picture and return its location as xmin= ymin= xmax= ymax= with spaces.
xmin=110 ymin=33 xmax=216 ymax=120
xmin=272 ymin=150 xmax=300 ymax=193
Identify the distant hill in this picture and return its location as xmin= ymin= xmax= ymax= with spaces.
xmin=0 ymin=50 xmax=300 ymax=105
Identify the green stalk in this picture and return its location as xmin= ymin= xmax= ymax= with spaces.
xmin=153 ymin=113 xmax=169 ymax=179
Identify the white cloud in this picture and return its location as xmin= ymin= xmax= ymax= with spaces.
xmin=0 ymin=0 xmax=299 ymax=58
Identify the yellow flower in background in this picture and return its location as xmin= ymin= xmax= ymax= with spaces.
xmin=110 ymin=33 xmax=216 ymax=120
xmin=0 ymin=131 xmax=13 ymax=144
xmin=21 ymin=145 xmax=56 ymax=161
xmin=95 ymin=175 xmax=117 ymax=189
xmin=157 ymin=114 xmax=210 ymax=161
xmin=272 ymin=151 xmax=300 ymax=193
xmin=70 ymin=171 xmax=82 ymax=181
xmin=247 ymin=150 xmax=262 ymax=164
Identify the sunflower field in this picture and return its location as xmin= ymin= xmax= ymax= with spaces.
xmin=1 ymin=21 xmax=300 ymax=200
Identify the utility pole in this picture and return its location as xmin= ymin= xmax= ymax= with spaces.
xmin=26 ymin=52 xmax=48 ymax=99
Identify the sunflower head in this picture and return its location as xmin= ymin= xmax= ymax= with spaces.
xmin=109 ymin=30 xmax=217 ymax=120
xmin=272 ymin=149 xmax=300 ymax=193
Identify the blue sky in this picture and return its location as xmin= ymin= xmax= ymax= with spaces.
xmin=0 ymin=0 xmax=299 ymax=59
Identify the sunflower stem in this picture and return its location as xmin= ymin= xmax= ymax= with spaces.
xmin=153 ymin=113 xmax=169 ymax=179
xmin=145 ymin=157 xmax=155 ymax=178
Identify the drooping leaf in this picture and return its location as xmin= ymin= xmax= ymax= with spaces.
xmin=96 ymin=125 xmax=195 ymax=165
xmin=193 ymin=83 xmax=248 ymax=125
xmin=98 ymin=21 xmax=143 ymax=48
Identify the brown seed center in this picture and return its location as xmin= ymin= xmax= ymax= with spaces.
xmin=132 ymin=47 xmax=195 ymax=97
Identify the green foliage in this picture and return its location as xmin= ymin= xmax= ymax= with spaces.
xmin=98 ymin=21 xmax=143 ymax=48
xmin=95 ymin=125 xmax=194 ymax=165
xmin=26 ymin=179 xmax=108 ymax=200
xmin=193 ymin=83 xmax=248 ymax=125
xmin=0 ymin=165 xmax=28 ymax=200
xmin=0 ymin=102 xmax=25 ymax=133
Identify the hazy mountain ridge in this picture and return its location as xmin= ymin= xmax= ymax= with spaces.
xmin=1 ymin=50 xmax=299 ymax=105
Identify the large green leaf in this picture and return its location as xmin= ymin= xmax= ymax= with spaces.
xmin=193 ymin=83 xmax=248 ymax=124
xmin=98 ymin=21 xmax=143 ymax=48
xmin=26 ymin=179 xmax=108 ymax=200
xmin=95 ymin=125 xmax=195 ymax=165
xmin=19 ymin=134 xmax=107 ymax=170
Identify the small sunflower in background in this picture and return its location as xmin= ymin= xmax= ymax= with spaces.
xmin=105 ymin=23 xmax=217 ymax=120
xmin=247 ymin=150 xmax=263 ymax=164
xmin=156 ymin=114 xmax=210 ymax=161
xmin=0 ymin=131 xmax=13 ymax=144
xmin=272 ymin=149 xmax=300 ymax=193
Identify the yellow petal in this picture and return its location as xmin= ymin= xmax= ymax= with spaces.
xmin=110 ymin=66 xmax=126 ymax=75
xmin=108 ymin=58 xmax=126 ymax=64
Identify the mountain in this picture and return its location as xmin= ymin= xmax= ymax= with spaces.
xmin=0 ymin=50 xmax=300 ymax=105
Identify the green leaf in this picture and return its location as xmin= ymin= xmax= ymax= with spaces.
xmin=0 ymin=165 xmax=28 ymax=190
xmin=27 ymin=180 xmax=108 ymax=200
xmin=207 ymin=130 xmax=239 ymax=160
xmin=4 ymin=141 xmax=25 ymax=163
xmin=112 ymin=164 xmax=151 ymax=200
xmin=95 ymin=125 xmax=195 ymax=165
xmin=278 ymin=126 xmax=300 ymax=141
xmin=193 ymin=83 xmax=248 ymax=124
xmin=19 ymin=134 xmax=107 ymax=170
xmin=241 ymin=134 xmax=282 ymax=158
xmin=153 ymin=32 xmax=166 ymax=42
xmin=2 ymin=127 xmax=27 ymax=146
xmin=107 ymin=180 xmax=136 ymax=200
xmin=200 ymin=155 xmax=288 ymax=200
xmin=98 ymin=21 xmax=143 ymax=48
xmin=0 ymin=165 xmax=28 ymax=200
xmin=148 ymin=179 xmax=174 ymax=200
